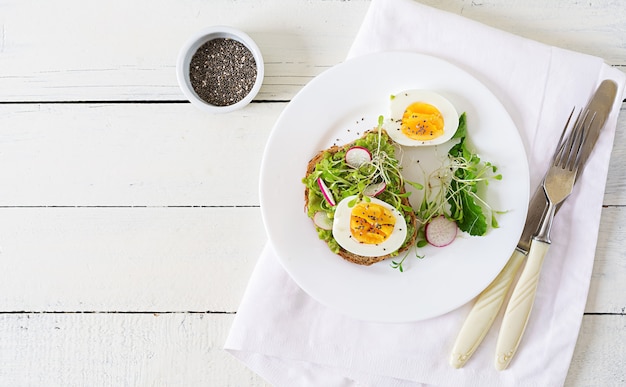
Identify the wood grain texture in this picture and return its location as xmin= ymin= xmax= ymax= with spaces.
xmin=0 ymin=103 xmax=278 ymax=206
xmin=0 ymin=102 xmax=622 ymax=207
xmin=0 ymin=202 xmax=619 ymax=313
xmin=603 ymin=105 xmax=626 ymax=206
xmin=565 ymin=315 xmax=626 ymax=386
xmin=0 ymin=313 xmax=269 ymax=387
xmin=0 ymin=207 xmax=265 ymax=312
xmin=430 ymin=0 xmax=626 ymax=65
xmin=0 ymin=312 xmax=621 ymax=386
xmin=0 ymin=0 xmax=370 ymax=102
xmin=0 ymin=0 xmax=624 ymax=102
xmin=587 ymin=207 xmax=626 ymax=315
xmin=0 ymin=0 xmax=625 ymax=385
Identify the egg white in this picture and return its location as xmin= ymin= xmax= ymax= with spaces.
xmin=332 ymin=195 xmax=408 ymax=257
xmin=385 ymin=89 xmax=459 ymax=146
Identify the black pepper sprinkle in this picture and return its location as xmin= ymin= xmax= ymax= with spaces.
xmin=189 ymin=38 xmax=257 ymax=106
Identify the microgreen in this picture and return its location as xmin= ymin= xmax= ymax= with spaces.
xmin=303 ymin=111 xmax=501 ymax=273
xmin=391 ymin=248 xmax=425 ymax=272
xmin=302 ymin=115 xmax=418 ymax=253
xmin=415 ymin=112 xmax=502 ymax=242
xmin=390 ymin=256 xmax=406 ymax=272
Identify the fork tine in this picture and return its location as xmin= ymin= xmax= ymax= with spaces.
xmin=496 ymin=105 xmax=590 ymax=371
xmin=553 ymin=108 xmax=590 ymax=171
xmin=552 ymin=107 xmax=576 ymax=163
xmin=564 ymin=111 xmax=586 ymax=170
xmin=565 ymin=110 xmax=595 ymax=171
xmin=573 ymin=112 xmax=596 ymax=170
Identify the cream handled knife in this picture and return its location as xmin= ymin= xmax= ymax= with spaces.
xmin=449 ymin=249 xmax=525 ymax=368
xmin=495 ymin=109 xmax=588 ymax=370
xmin=449 ymin=80 xmax=617 ymax=369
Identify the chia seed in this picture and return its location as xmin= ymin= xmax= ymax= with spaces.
xmin=189 ymin=38 xmax=257 ymax=106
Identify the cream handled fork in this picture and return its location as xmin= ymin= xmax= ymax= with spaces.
xmin=449 ymin=110 xmax=580 ymax=369
xmin=450 ymin=81 xmax=616 ymax=370
xmin=494 ymin=111 xmax=590 ymax=370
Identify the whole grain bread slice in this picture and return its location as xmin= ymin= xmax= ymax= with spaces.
xmin=304 ymin=130 xmax=418 ymax=266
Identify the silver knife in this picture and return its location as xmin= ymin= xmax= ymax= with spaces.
xmin=449 ymin=79 xmax=618 ymax=369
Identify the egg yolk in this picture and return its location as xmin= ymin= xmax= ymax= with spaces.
xmin=400 ymin=102 xmax=445 ymax=141
xmin=350 ymin=202 xmax=396 ymax=244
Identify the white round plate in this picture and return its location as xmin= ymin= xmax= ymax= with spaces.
xmin=260 ymin=52 xmax=529 ymax=322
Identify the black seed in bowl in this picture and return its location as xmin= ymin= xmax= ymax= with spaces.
xmin=189 ymin=38 xmax=257 ymax=107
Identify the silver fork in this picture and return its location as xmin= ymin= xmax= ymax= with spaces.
xmin=494 ymin=109 xmax=591 ymax=370
xmin=534 ymin=110 xmax=590 ymax=244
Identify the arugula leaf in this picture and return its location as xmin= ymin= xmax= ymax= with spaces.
xmin=451 ymin=111 xmax=467 ymax=140
xmin=414 ymin=112 xmax=501 ymax=245
xmin=448 ymin=178 xmax=488 ymax=236
xmin=446 ymin=112 xmax=500 ymax=236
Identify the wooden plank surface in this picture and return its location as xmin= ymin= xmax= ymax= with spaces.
xmin=0 ymin=103 xmax=624 ymax=207
xmin=1 ymin=0 xmax=625 ymax=102
xmin=0 ymin=207 xmax=265 ymax=312
xmin=0 ymin=0 xmax=371 ymax=102
xmin=0 ymin=313 xmax=622 ymax=386
xmin=0 ymin=103 xmax=278 ymax=207
xmin=0 ymin=0 xmax=625 ymax=385
xmin=0 ymin=313 xmax=268 ymax=386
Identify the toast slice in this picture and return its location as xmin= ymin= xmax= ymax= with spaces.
xmin=303 ymin=129 xmax=418 ymax=265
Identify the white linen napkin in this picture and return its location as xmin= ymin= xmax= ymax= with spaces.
xmin=225 ymin=0 xmax=626 ymax=386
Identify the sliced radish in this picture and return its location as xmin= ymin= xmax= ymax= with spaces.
xmin=317 ymin=177 xmax=336 ymax=206
xmin=362 ymin=181 xmax=387 ymax=197
xmin=425 ymin=215 xmax=458 ymax=247
xmin=313 ymin=211 xmax=333 ymax=230
xmin=345 ymin=146 xmax=372 ymax=168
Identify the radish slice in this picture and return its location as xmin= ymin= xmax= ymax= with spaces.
xmin=317 ymin=178 xmax=336 ymax=206
xmin=425 ymin=215 xmax=458 ymax=247
xmin=345 ymin=146 xmax=372 ymax=168
xmin=313 ymin=211 xmax=333 ymax=230
xmin=362 ymin=181 xmax=387 ymax=197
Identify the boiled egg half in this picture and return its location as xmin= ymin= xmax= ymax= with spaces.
xmin=332 ymin=195 xmax=407 ymax=257
xmin=385 ymin=89 xmax=459 ymax=146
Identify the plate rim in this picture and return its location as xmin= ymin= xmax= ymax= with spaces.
xmin=259 ymin=51 xmax=530 ymax=322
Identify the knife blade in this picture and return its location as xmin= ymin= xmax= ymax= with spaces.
xmin=495 ymin=110 xmax=589 ymax=370
xmin=449 ymin=79 xmax=618 ymax=369
xmin=517 ymin=80 xmax=617 ymax=254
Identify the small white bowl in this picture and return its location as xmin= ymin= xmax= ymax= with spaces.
xmin=177 ymin=26 xmax=264 ymax=113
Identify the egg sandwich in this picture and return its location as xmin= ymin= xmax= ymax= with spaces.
xmin=302 ymin=126 xmax=418 ymax=266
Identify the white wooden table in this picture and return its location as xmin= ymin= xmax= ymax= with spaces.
xmin=0 ymin=0 xmax=624 ymax=385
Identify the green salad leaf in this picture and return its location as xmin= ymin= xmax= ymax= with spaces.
xmin=302 ymin=118 xmax=417 ymax=254
xmin=303 ymin=112 xmax=502 ymax=270
xmin=416 ymin=113 xmax=502 ymax=239
xmin=447 ymin=114 xmax=502 ymax=235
